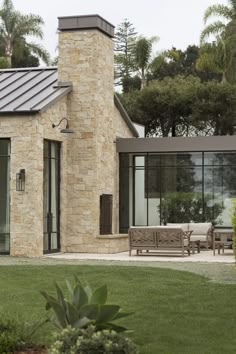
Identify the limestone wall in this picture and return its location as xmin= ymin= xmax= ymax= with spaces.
xmin=0 ymin=98 xmax=67 ymax=257
xmin=58 ymin=29 xmax=134 ymax=253
xmin=0 ymin=27 xmax=136 ymax=257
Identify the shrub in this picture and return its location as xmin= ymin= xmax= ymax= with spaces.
xmin=41 ymin=276 xmax=131 ymax=332
xmin=0 ymin=317 xmax=47 ymax=354
xmin=0 ymin=319 xmax=23 ymax=353
xmin=49 ymin=325 xmax=138 ymax=354
xmin=230 ymin=198 xmax=236 ymax=259
xmin=160 ymin=192 xmax=224 ymax=225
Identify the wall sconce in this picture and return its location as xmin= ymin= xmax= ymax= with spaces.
xmin=16 ymin=169 xmax=25 ymax=191
xmin=52 ymin=117 xmax=74 ymax=134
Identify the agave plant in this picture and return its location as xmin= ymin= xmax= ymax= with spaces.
xmin=40 ymin=276 xmax=131 ymax=332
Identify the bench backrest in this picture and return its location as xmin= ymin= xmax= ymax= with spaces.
xmin=156 ymin=228 xmax=184 ymax=247
xmin=129 ymin=226 xmax=185 ymax=248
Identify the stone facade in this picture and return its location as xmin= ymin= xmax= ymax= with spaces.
xmin=0 ymin=16 xmax=136 ymax=256
xmin=0 ymin=98 xmax=68 ymax=257
xmin=58 ymin=28 xmax=134 ymax=253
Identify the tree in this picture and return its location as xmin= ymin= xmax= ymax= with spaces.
xmin=121 ymin=75 xmax=200 ymax=137
xmin=0 ymin=55 xmax=8 ymax=67
xmin=196 ymin=43 xmax=223 ymax=78
xmin=114 ymin=19 xmax=137 ymax=90
xmin=150 ymin=47 xmax=185 ymax=80
xmin=0 ymin=0 xmax=49 ymax=67
xmin=120 ymin=76 xmax=236 ymax=137
xmin=12 ymin=45 xmax=39 ymax=67
xmin=200 ymin=0 xmax=236 ymax=82
xmin=192 ymin=80 xmax=236 ymax=135
xmin=134 ymin=36 xmax=159 ymax=89
xmin=0 ymin=37 xmax=40 ymax=67
xmin=197 ymin=38 xmax=235 ymax=83
xmin=150 ymin=45 xmax=221 ymax=82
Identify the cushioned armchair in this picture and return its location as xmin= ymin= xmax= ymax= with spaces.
xmin=167 ymin=222 xmax=213 ymax=249
xmin=188 ymin=223 xmax=212 ymax=249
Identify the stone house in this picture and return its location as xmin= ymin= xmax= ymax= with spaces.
xmin=1 ymin=14 xmax=235 ymax=258
xmin=0 ymin=15 xmax=139 ymax=257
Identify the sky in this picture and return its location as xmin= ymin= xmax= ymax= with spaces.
xmin=12 ymin=0 xmax=228 ymax=59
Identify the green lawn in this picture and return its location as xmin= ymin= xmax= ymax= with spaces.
xmin=0 ymin=264 xmax=236 ymax=353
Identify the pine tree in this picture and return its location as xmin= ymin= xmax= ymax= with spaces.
xmin=114 ymin=19 xmax=137 ymax=89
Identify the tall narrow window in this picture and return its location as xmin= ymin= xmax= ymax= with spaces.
xmin=100 ymin=194 xmax=112 ymax=235
xmin=43 ymin=141 xmax=60 ymax=253
xmin=0 ymin=139 xmax=10 ymax=254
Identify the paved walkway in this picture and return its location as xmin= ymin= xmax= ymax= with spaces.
xmin=46 ymin=249 xmax=235 ymax=263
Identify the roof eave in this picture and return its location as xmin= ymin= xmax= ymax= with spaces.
xmin=0 ymin=110 xmax=39 ymax=115
xmin=114 ymin=94 xmax=139 ymax=138
xmin=0 ymin=85 xmax=72 ymax=114
xmin=38 ymin=86 xmax=72 ymax=112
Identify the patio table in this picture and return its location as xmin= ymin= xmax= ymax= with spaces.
xmin=213 ymin=229 xmax=234 ymax=256
xmin=214 ymin=241 xmax=224 ymax=255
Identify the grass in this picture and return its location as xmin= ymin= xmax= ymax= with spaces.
xmin=0 ymin=264 xmax=236 ymax=353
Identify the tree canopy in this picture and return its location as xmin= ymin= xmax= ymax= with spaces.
xmin=120 ymin=75 xmax=236 ymax=137
xmin=0 ymin=0 xmax=49 ymax=67
xmin=115 ymin=7 xmax=236 ymax=137
xmin=200 ymin=0 xmax=236 ymax=83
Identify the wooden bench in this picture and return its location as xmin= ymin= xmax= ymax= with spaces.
xmin=128 ymin=226 xmax=191 ymax=257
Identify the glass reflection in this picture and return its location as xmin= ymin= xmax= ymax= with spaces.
xmin=119 ymin=151 xmax=236 ymax=231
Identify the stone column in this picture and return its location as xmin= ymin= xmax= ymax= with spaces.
xmin=57 ymin=15 xmax=116 ymax=251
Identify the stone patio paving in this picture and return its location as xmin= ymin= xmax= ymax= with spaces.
xmin=46 ymin=249 xmax=235 ymax=263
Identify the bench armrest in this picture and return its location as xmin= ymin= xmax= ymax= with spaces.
xmin=184 ymin=230 xmax=192 ymax=241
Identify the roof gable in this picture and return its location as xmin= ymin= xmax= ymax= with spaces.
xmin=0 ymin=67 xmax=139 ymax=137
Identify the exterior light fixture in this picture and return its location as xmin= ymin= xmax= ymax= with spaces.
xmin=52 ymin=117 xmax=74 ymax=134
xmin=16 ymin=169 xmax=25 ymax=191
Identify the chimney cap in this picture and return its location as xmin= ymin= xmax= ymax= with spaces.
xmin=58 ymin=14 xmax=115 ymax=38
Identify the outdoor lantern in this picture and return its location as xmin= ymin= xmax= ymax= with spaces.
xmin=16 ymin=169 xmax=25 ymax=191
xmin=52 ymin=117 xmax=74 ymax=134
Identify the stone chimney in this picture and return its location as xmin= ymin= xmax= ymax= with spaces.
xmin=57 ymin=15 xmax=117 ymax=252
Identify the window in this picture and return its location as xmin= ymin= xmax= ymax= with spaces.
xmin=119 ymin=151 xmax=235 ymax=232
xmin=100 ymin=194 xmax=112 ymax=234
xmin=0 ymin=139 xmax=10 ymax=254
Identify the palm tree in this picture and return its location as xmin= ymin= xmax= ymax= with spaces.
xmin=200 ymin=0 xmax=236 ymax=82
xmin=196 ymin=41 xmax=228 ymax=82
xmin=0 ymin=0 xmax=49 ymax=67
xmin=134 ymin=36 xmax=159 ymax=89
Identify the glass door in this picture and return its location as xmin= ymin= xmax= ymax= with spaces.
xmin=43 ymin=141 xmax=60 ymax=253
xmin=0 ymin=140 xmax=10 ymax=254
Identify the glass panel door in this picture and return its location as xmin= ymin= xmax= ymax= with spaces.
xmin=0 ymin=140 xmax=10 ymax=254
xmin=43 ymin=141 xmax=60 ymax=253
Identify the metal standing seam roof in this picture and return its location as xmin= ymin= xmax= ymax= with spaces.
xmin=0 ymin=66 xmax=138 ymax=137
xmin=0 ymin=67 xmax=72 ymax=113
